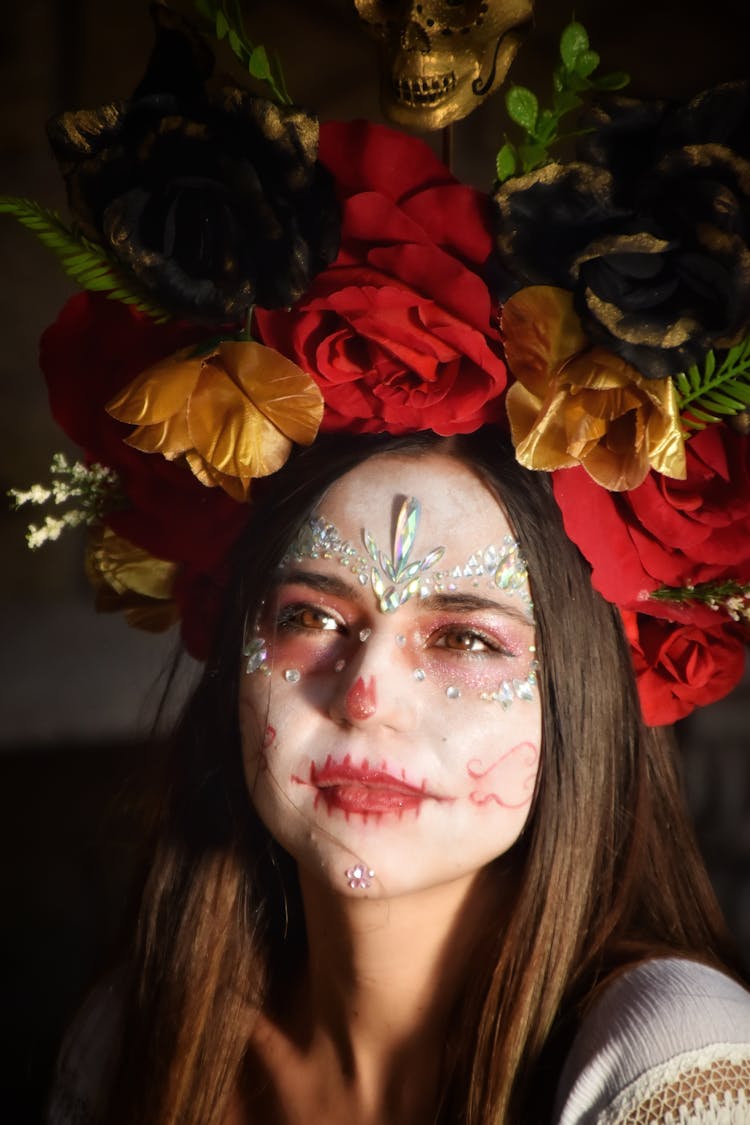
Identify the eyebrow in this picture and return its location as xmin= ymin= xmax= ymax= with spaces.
xmin=277 ymin=569 xmax=534 ymax=626
xmin=279 ymin=569 xmax=358 ymax=601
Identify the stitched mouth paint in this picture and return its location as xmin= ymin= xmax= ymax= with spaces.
xmin=292 ymin=754 xmax=444 ymax=818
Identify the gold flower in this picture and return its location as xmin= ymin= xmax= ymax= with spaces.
xmin=85 ymin=526 xmax=179 ymax=633
xmin=502 ymin=287 xmax=686 ymax=491
xmin=107 ymin=340 xmax=324 ymax=502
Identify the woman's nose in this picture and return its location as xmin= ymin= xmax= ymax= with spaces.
xmin=328 ymin=631 xmax=418 ymax=732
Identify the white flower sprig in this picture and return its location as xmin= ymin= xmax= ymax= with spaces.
xmin=8 ymin=453 xmax=119 ymax=549
xmin=652 ymin=579 xmax=750 ymax=626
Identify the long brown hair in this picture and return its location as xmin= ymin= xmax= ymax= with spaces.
xmin=107 ymin=430 xmax=737 ymax=1124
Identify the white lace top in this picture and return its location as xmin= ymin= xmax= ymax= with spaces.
xmin=553 ymin=959 xmax=750 ymax=1123
xmin=48 ymin=958 xmax=750 ymax=1123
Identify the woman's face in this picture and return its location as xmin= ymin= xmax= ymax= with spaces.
xmin=239 ymin=453 xmax=541 ymax=897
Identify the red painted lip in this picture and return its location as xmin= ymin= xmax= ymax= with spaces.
xmin=292 ymin=754 xmax=446 ymax=816
xmin=312 ymin=754 xmax=428 ymax=795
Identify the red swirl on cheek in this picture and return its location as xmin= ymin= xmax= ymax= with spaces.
xmin=345 ymin=676 xmax=377 ymax=720
xmin=466 ymin=741 xmax=539 ymax=808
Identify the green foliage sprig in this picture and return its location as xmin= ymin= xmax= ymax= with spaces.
xmin=651 ymin=579 xmax=750 ymax=626
xmin=193 ymin=0 xmax=291 ymax=104
xmin=0 ymin=196 xmax=171 ymax=322
xmin=676 ymin=334 xmax=750 ymax=431
xmin=496 ymin=20 xmax=629 ymax=183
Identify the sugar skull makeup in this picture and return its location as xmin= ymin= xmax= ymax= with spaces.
xmin=238 ymin=452 xmax=542 ymax=901
xmin=254 ymin=492 xmax=536 ymax=707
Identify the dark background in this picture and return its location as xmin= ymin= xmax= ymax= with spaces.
xmin=1 ymin=1 xmax=749 ymax=1120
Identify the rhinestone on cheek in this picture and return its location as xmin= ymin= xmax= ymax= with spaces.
xmin=446 ymin=685 xmax=461 ymax=699
xmin=359 ymin=628 xmax=372 ymax=642
xmin=395 ymin=634 xmax=406 ymax=647
xmin=413 ymin=668 xmax=426 ymax=681
xmin=283 ymin=668 xmax=301 ymax=683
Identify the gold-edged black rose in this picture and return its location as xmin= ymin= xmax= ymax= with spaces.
xmin=493 ymin=81 xmax=750 ymax=380
xmin=46 ymin=4 xmax=340 ymax=324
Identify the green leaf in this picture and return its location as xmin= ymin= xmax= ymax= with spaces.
xmin=535 ymin=108 xmax=557 ymax=143
xmin=675 ymin=371 xmax=692 ymax=396
xmin=494 ymin=144 xmax=519 ymax=183
xmin=686 ymin=362 xmax=702 ymax=392
xmin=248 ymin=44 xmax=272 ymax=81
xmin=677 ymin=333 xmax=750 ymax=429
xmin=553 ymin=89 xmax=583 ymax=115
xmin=228 ymin=28 xmax=244 ymax=57
xmin=518 ymin=141 xmax=548 ymax=171
xmin=575 ymin=49 xmax=600 ymax=78
xmin=594 ymin=70 xmax=630 ymax=91
xmin=496 ymin=143 xmax=517 ymax=182
xmin=725 ymin=379 xmax=750 ymax=404
xmin=0 ymin=195 xmax=171 ymax=322
xmin=687 ymin=407 xmax=719 ymax=424
xmin=215 ymin=9 xmax=229 ymax=38
xmin=506 ymin=86 xmax=539 ymax=133
xmin=560 ymin=21 xmax=589 ymax=71
xmin=702 ymin=394 xmax=741 ymax=414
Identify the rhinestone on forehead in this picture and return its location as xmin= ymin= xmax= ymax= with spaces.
xmin=363 ymin=497 xmax=445 ymax=613
xmin=281 ymin=505 xmax=533 ymax=612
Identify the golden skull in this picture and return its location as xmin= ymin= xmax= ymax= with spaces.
xmin=355 ymin=0 xmax=534 ymax=130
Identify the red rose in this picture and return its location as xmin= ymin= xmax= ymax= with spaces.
xmin=553 ymin=426 xmax=750 ymax=610
xmin=621 ymin=610 xmax=746 ymax=724
xmin=40 ymin=293 xmax=248 ymax=572
xmin=254 ymin=121 xmax=507 ymax=436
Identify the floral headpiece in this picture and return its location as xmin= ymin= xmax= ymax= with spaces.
xmin=4 ymin=4 xmax=749 ymax=726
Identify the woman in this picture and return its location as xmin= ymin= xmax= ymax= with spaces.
xmin=5 ymin=8 xmax=748 ymax=1122
xmin=47 ymin=431 xmax=750 ymax=1125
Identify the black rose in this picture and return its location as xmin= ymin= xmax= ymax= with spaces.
xmin=46 ymin=5 xmax=340 ymax=324
xmin=492 ymin=82 xmax=750 ymax=380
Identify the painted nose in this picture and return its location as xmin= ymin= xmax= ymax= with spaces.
xmin=328 ymin=636 xmax=418 ymax=732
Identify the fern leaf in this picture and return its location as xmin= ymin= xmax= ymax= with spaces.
xmin=676 ymin=334 xmax=750 ymax=429
xmin=675 ymin=371 xmax=692 ymax=396
xmin=0 ymin=196 xmax=171 ymax=323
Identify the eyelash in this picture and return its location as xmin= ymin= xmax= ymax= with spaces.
xmin=276 ymin=603 xmax=516 ymax=659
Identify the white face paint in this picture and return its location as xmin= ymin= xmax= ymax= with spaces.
xmin=238 ymin=453 xmax=541 ymax=899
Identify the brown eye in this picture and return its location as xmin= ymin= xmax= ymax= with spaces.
xmin=278 ymin=603 xmax=343 ymax=633
xmin=298 ymin=607 xmax=339 ymax=631
xmin=437 ymin=630 xmax=490 ymax=652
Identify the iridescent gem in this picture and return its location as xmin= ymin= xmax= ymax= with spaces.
xmin=496 ymin=681 xmax=514 ymax=708
xmin=284 ymin=668 xmax=301 ymax=683
xmin=243 ymin=636 xmax=268 ymax=675
xmin=359 ymin=628 xmax=372 ymax=642
xmin=483 ymin=546 xmax=500 ymax=571
xmin=515 ymin=678 xmax=534 ymax=702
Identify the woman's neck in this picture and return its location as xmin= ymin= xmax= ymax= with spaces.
xmin=240 ymin=866 xmax=509 ymax=1125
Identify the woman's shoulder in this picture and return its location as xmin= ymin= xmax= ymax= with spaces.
xmin=46 ymin=969 xmax=126 ymax=1125
xmin=553 ymin=957 xmax=750 ymax=1124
